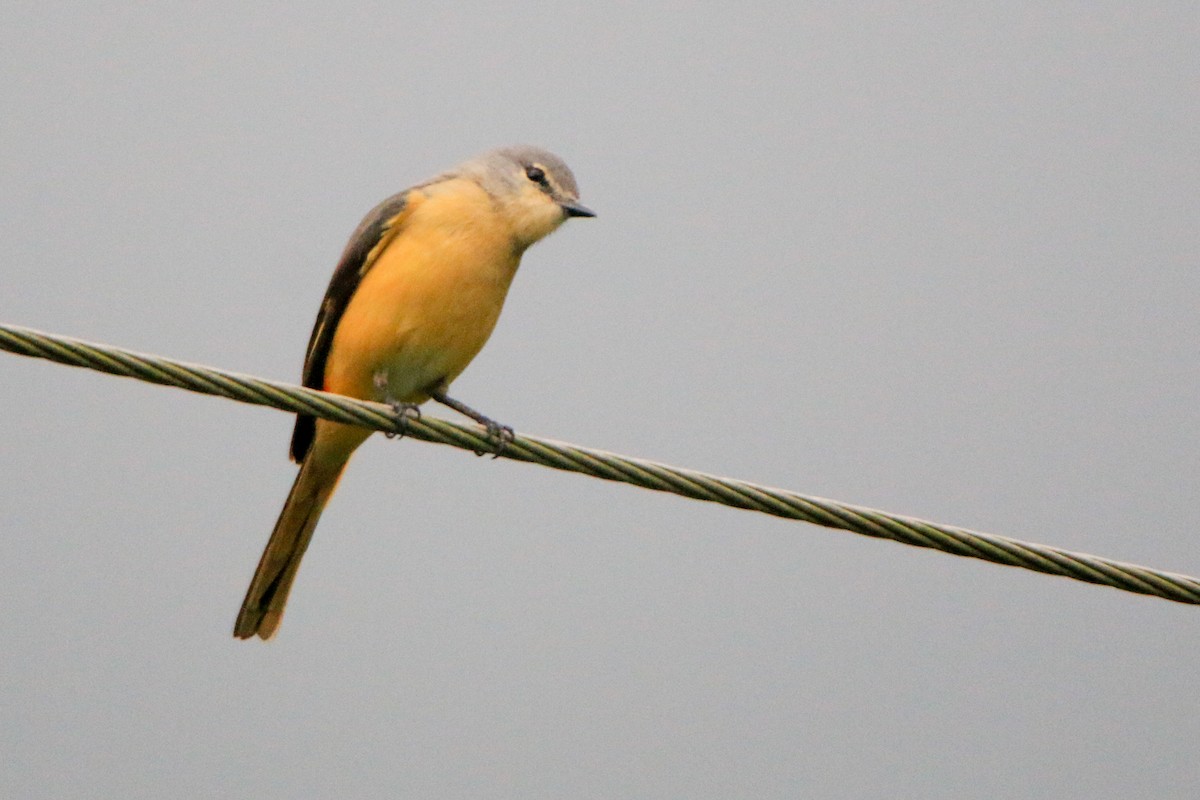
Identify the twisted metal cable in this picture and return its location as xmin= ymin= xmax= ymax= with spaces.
xmin=3 ymin=321 xmax=1198 ymax=606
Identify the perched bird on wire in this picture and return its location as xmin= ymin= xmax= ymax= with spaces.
xmin=234 ymin=145 xmax=594 ymax=639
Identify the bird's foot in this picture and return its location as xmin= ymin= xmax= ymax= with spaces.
xmin=375 ymin=369 xmax=421 ymax=439
xmin=385 ymin=401 xmax=422 ymax=440
xmin=477 ymin=418 xmax=515 ymax=459
xmin=425 ymin=386 xmax=513 ymax=458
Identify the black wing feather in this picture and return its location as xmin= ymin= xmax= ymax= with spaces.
xmin=289 ymin=191 xmax=411 ymax=462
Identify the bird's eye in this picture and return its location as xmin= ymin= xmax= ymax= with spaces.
xmin=525 ymin=165 xmax=548 ymax=186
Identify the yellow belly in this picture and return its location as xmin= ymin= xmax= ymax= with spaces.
xmin=323 ymin=179 xmax=520 ymax=406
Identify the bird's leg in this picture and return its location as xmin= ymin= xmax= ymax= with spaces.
xmin=373 ymin=369 xmax=421 ymax=439
xmin=426 ymin=384 xmax=514 ymax=458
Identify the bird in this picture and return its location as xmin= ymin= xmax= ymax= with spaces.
xmin=233 ymin=145 xmax=594 ymax=639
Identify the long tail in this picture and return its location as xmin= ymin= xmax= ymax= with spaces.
xmin=233 ymin=454 xmax=349 ymax=640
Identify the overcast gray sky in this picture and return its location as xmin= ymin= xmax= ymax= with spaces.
xmin=3 ymin=4 xmax=1198 ymax=798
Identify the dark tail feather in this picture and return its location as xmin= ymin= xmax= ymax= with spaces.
xmin=234 ymin=456 xmax=346 ymax=639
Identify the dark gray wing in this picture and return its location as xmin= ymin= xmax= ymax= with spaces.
xmin=289 ymin=191 xmax=412 ymax=462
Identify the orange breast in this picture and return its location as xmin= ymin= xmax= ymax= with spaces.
xmin=323 ymin=179 xmax=521 ymax=406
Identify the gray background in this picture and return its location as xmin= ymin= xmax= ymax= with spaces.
xmin=3 ymin=4 xmax=1198 ymax=798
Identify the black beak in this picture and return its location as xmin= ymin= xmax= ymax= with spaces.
xmin=561 ymin=200 xmax=596 ymax=218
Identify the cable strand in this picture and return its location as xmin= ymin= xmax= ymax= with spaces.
xmin=3 ymin=321 xmax=1197 ymax=606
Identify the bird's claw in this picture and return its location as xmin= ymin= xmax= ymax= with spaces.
xmin=385 ymin=401 xmax=421 ymax=439
xmin=474 ymin=419 xmax=514 ymax=458
xmin=375 ymin=369 xmax=422 ymax=439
